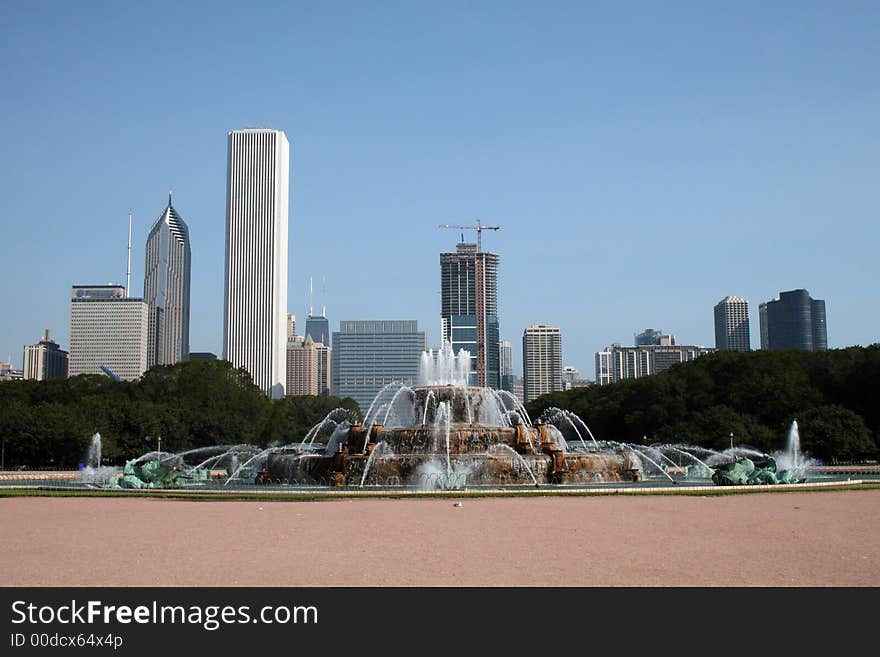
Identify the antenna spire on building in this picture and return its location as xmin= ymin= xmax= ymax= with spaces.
xmin=168 ymin=189 xmax=173 ymax=206
xmin=309 ymin=276 xmax=313 ymax=317
xmin=126 ymin=211 xmax=132 ymax=298
xmin=321 ymin=275 xmax=326 ymax=318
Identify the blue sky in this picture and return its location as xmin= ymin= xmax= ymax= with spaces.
xmin=2 ymin=1 xmax=878 ymax=378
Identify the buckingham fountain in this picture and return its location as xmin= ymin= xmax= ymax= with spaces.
xmin=255 ymin=344 xmax=644 ymax=489
xmin=74 ymin=345 xmax=814 ymax=490
xmin=88 ymin=344 xmax=812 ymax=491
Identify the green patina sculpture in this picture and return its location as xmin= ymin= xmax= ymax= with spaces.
xmin=711 ymin=455 xmax=804 ymax=486
xmin=104 ymin=457 xmax=208 ymax=489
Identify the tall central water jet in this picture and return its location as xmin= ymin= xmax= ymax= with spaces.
xmin=420 ymin=342 xmax=472 ymax=386
xmin=87 ymin=432 xmax=102 ymax=468
xmin=788 ymin=419 xmax=801 ymax=472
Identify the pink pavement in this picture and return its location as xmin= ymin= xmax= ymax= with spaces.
xmin=1 ymin=491 xmax=878 ymax=586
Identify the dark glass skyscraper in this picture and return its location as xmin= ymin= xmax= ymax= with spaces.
xmin=144 ymin=194 xmax=191 ymax=367
xmin=760 ymin=289 xmax=827 ymax=351
xmin=440 ymin=243 xmax=500 ymax=388
xmin=305 ymin=315 xmax=330 ymax=346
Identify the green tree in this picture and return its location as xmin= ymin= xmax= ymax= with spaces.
xmin=797 ymin=405 xmax=875 ymax=464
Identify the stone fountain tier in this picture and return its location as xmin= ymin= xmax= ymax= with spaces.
xmin=259 ymin=426 xmax=643 ymax=487
xmin=357 ymin=425 xmax=527 ymax=455
xmin=411 ymin=385 xmax=513 ymax=426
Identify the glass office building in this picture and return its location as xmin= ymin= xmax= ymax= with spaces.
xmin=330 ymin=320 xmax=426 ymax=412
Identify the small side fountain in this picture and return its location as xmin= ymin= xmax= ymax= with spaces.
xmin=711 ymin=420 xmax=809 ymax=486
xmin=80 ymin=432 xmax=120 ymax=484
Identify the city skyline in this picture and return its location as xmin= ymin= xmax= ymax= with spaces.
xmin=2 ymin=3 xmax=879 ymax=380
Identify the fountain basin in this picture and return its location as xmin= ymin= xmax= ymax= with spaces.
xmin=257 ymin=391 xmax=643 ymax=488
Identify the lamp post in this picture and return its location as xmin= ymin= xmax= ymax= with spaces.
xmin=730 ymin=432 xmax=734 ymax=450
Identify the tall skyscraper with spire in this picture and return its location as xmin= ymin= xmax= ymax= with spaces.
xmin=304 ymin=276 xmax=330 ymax=347
xmin=223 ymin=128 xmax=290 ymax=398
xmin=144 ymin=193 xmax=191 ymax=368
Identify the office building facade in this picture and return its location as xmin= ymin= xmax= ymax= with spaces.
xmin=595 ymin=342 xmax=713 ymax=385
xmin=440 ymin=243 xmax=500 ymax=388
xmin=331 ymin=320 xmax=426 ymax=411
xmin=223 ymin=128 xmax=289 ymax=398
xmin=759 ymin=289 xmax=827 ymax=352
xmin=23 ymin=329 xmax=68 ymax=380
xmin=714 ymin=295 xmax=751 ymax=351
xmin=522 ymin=324 xmax=563 ymax=403
xmin=69 ymin=285 xmax=148 ymax=380
xmin=144 ymin=194 xmax=191 ymax=368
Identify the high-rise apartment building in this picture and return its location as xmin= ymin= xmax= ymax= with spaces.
xmin=562 ymin=365 xmax=581 ymax=389
xmin=759 ymin=289 xmax=827 ymax=351
xmin=315 ymin=341 xmax=331 ymax=395
xmin=286 ymin=336 xmax=319 ymax=396
xmin=511 ymin=376 xmax=525 ymax=403
xmin=635 ymin=329 xmax=675 ymax=346
xmin=0 ymin=361 xmax=23 ymax=381
xmin=223 ymin=128 xmax=289 ymax=398
xmin=440 ymin=242 xmax=500 ymax=388
xmin=285 ymin=335 xmax=332 ymax=397
xmin=758 ymin=302 xmax=770 ymax=350
xmin=23 ymin=329 xmax=68 ymax=380
xmin=522 ymin=325 xmax=563 ymax=403
xmin=499 ymin=339 xmax=515 ymax=392
xmin=714 ymin=295 xmax=751 ymax=351
xmin=595 ymin=342 xmax=713 ymax=385
xmin=287 ymin=314 xmax=297 ymax=342
xmin=69 ymin=285 xmax=148 ymax=380
xmin=144 ymin=194 xmax=191 ymax=368
xmin=331 ymin=320 xmax=426 ymax=411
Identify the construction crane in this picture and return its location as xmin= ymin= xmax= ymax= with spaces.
xmin=438 ymin=219 xmax=500 ymax=252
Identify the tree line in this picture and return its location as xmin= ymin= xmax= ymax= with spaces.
xmin=0 ymin=360 xmax=360 ymax=468
xmin=526 ymin=345 xmax=880 ymax=464
xmin=2 ymin=346 xmax=878 ymax=468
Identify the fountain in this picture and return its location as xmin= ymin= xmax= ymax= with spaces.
xmin=83 ymin=344 xmax=817 ymax=491
xmin=87 ymin=432 xmax=101 ymax=468
xmin=79 ymin=432 xmax=120 ymax=484
xmin=255 ymin=344 xmax=643 ymax=489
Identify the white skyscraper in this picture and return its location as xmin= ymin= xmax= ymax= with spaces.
xmin=522 ymin=324 xmax=563 ymax=403
xmin=223 ymin=128 xmax=289 ymax=398
xmin=714 ymin=295 xmax=751 ymax=352
xmin=69 ymin=285 xmax=148 ymax=381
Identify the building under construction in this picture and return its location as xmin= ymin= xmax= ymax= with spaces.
xmin=439 ymin=222 xmax=501 ymax=389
